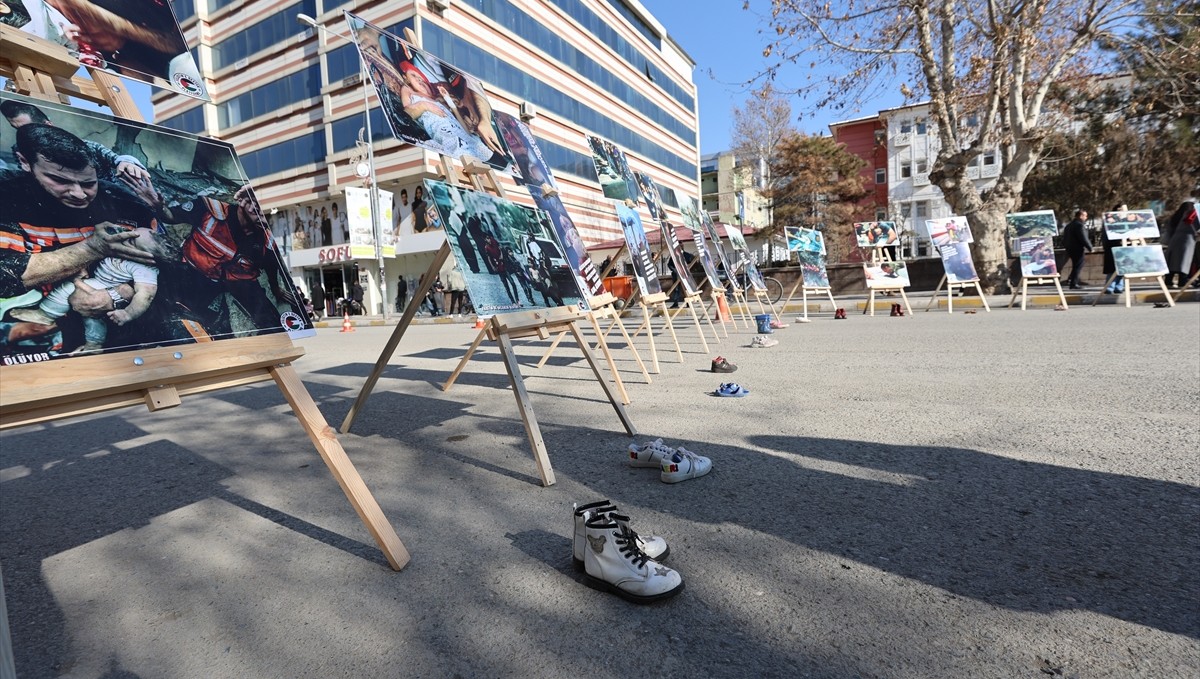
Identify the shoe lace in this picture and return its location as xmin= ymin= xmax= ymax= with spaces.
xmin=612 ymin=519 xmax=650 ymax=568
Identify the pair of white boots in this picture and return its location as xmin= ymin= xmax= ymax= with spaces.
xmin=572 ymin=500 xmax=683 ymax=604
xmin=628 ymin=438 xmax=713 ymax=483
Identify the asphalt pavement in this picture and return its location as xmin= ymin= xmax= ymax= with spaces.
xmin=2 ymin=298 xmax=1198 ymax=678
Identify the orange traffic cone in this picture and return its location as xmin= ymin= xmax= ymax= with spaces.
xmin=340 ymin=310 xmax=355 ymax=333
xmin=473 ymin=316 xmax=486 ymax=329
xmin=714 ymin=295 xmax=732 ymax=322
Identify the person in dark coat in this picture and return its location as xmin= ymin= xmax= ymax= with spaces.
xmin=311 ymin=283 xmax=326 ymax=319
xmin=1164 ymin=201 xmax=1198 ymax=289
xmin=351 ymin=281 xmax=365 ymax=315
xmin=395 ymin=275 xmax=408 ymax=312
xmin=1061 ymin=209 xmax=1092 ymax=289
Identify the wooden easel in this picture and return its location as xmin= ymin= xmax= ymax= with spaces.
xmin=924 ymin=274 xmax=990 ymax=313
xmin=665 ymin=285 xmax=721 ymax=347
xmin=534 ymin=291 xmax=651 ymax=387
xmin=0 ymin=28 xmax=410 ymax=570
xmin=1092 ymin=238 xmax=1175 ymax=308
xmin=861 ymin=249 xmax=913 ymax=316
xmin=1007 ymin=276 xmax=1068 ymax=310
xmin=780 ymin=275 xmax=837 ymax=320
xmin=594 ymin=242 xmax=685 ymax=372
xmin=1174 ymin=270 xmax=1199 ymax=304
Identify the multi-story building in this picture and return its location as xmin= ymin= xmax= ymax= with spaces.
xmin=699 ymin=151 xmax=769 ymax=229
xmin=157 ymin=0 xmax=699 ymax=314
xmin=831 ymin=102 xmax=1002 ymax=258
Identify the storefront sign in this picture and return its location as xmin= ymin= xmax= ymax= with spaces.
xmin=318 ymin=245 xmax=354 ymax=263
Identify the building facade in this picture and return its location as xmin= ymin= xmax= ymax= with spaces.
xmin=831 ymin=103 xmax=1002 ymax=259
xmin=699 ymin=151 xmax=769 ymax=229
xmin=157 ymin=0 xmax=700 ymax=314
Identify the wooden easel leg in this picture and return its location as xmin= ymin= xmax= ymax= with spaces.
xmin=270 ymin=364 xmax=411 ymax=571
xmin=1008 ymin=279 xmax=1021 ymax=309
xmin=1174 ymin=270 xmax=1199 ymax=303
xmin=826 ymin=290 xmax=837 ymax=316
xmin=568 ymin=322 xmax=637 ymax=436
xmin=587 ymin=313 xmax=631 ymax=405
xmin=638 ymin=304 xmax=660 ymax=373
xmin=609 ymin=310 xmax=651 ymax=383
xmin=686 ymin=299 xmax=711 ymax=353
xmin=975 ymin=282 xmax=991 ymax=311
xmin=710 ymin=292 xmax=730 ymax=337
xmin=698 ymin=295 xmax=722 ymax=344
xmin=658 ymin=302 xmax=685 ymax=361
xmin=1054 ymin=279 xmax=1068 ymax=309
xmin=535 ymin=330 xmax=568 ymax=369
xmin=898 ymin=288 xmax=912 ymax=316
xmin=1156 ymin=275 xmax=1175 ymax=307
xmin=494 ymin=331 xmax=556 ymax=487
xmin=925 ymin=275 xmax=946 ymax=312
xmin=442 ymin=325 xmax=489 ymax=391
xmin=342 ymin=243 xmax=450 ymax=432
xmin=1092 ymin=273 xmax=1117 ymax=307
xmin=866 ymin=290 xmax=876 ymax=316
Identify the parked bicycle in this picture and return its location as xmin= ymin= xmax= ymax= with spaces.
xmin=718 ymin=265 xmax=784 ymax=304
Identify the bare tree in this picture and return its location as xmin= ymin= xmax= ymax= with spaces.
xmin=730 ymin=82 xmax=798 ymax=203
xmin=767 ymin=133 xmax=869 ymax=263
xmin=759 ymin=0 xmax=1156 ymax=291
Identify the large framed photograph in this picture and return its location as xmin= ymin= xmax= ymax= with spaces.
xmin=3 ymin=0 xmax=208 ymax=100
xmin=494 ymin=112 xmax=603 ymax=297
xmin=691 ymin=230 xmax=722 ymax=289
xmin=660 ymin=222 xmax=699 ymax=295
xmin=699 ymin=209 xmax=735 ymax=279
xmin=853 ymin=221 xmax=899 ymax=248
xmin=743 ymin=258 xmax=767 ymax=292
xmin=1113 ymin=245 xmax=1168 ymax=276
xmin=586 ymin=135 xmax=640 ymax=202
xmin=785 ymin=226 xmax=825 ymax=254
xmin=863 ymin=260 xmax=910 ymax=288
xmin=347 ymin=12 xmax=517 ymax=174
xmin=677 ymin=195 xmax=703 ymax=232
xmin=615 ymin=201 xmax=661 ymax=296
xmin=1017 ymin=237 xmax=1058 ymax=277
xmin=424 ymin=179 xmax=586 ymax=315
xmin=1102 ymin=210 xmax=1160 ymax=241
xmin=634 ymin=170 xmax=665 ymax=221
xmin=797 ymin=250 xmax=830 ymax=288
xmin=0 ymin=92 xmax=313 ymax=364
xmin=723 ymin=224 xmax=749 ymax=252
xmin=925 ymin=216 xmax=974 ymax=246
xmin=1006 ymin=209 xmax=1058 ymax=239
xmin=936 ymin=242 xmax=980 ymax=283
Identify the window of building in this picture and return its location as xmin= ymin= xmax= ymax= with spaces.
xmin=532 ymin=135 xmax=600 ymax=180
xmin=900 ymin=161 xmax=912 ymax=179
xmin=240 ymin=131 xmax=326 ymax=179
xmin=159 ymin=105 xmax=206 ymax=134
xmin=455 ymin=0 xmax=694 ymax=144
xmin=425 ymin=25 xmax=697 ymax=179
xmin=655 ymin=183 xmax=679 ymax=209
xmin=170 ymin=0 xmax=196 ymax=22
xmin=542 ymin=0 xmax=693 ymax=110
xmin=209 ymin=0 xmax=238 ymax=13
xmin=326 ymin=20 xmax=414 ymax=83
xmin=915 ymin=159 xmax=928 ymax=174
xmin=330 ymin=108 xmax=391 ymax=153
xmin=876 ymin=208 xmax=888 ymax=221
xmin=982 ymin=150 xmax=997 ymax=166
xmin=915 ymin=201 xmax=929 ymax=219
xmin=217 ymin=65 xmax=321 ymax=129
xmin=605 ymin=0 xmax=661 ymax=47
xmin=915 ymin=118 xmax=927 ymax=135
xmin=875 ymin=168 xmax=886 ymax=184
xmin=211 ymin=0 xmax=317 ymax=72
xmin=899 ymin=120 xmax=912 ymax=134
xmin=899 ymin=203 xmax=912 ymax=219
xmin=965 ymin=113 xmax=979 ymax=127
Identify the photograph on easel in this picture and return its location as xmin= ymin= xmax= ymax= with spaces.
xmin=1102 ymin=210 xmax=1160 ymax=241
xmin=742 ymin=257 xmax=767 ymax=291
xmin=0 ymin=92 xmax=314 ymax=364
xmin=1006 ymin=210 xmax=1059 ymax=239
xmin=797 ymin=251 xmax=830 ymax=288
xmin=677 ymin=195 xmax=703 ymax=231
xmin=660 ymin=222 xmax=699 ymax=295
xmin=345 ymin=12 xmax=517 ymax=174
xmin=785 ymin=226 xmax=825 ymax=254
xmin=424 ymin=179 xmax=586 ymax=315
xmin=615 ymin=200 xmax=661 ymax=296
xmin=936 ymin=242 xmax=980 ymax=283
xmin=723 ymin=223 xmax=749 ymax=252
xmin=585 ymin=134 xmax=640 ymax=202
xmin=1113 ymin=245 xmax=1169 ymax=276
xmin=634 ymin=171 xmax=666 ymax=221
xmin=3 ymin=0 xmax=208 ymax=100
xmin=699 ymin=209 xmax=735 ymax=277
xmin=691 ymin=231 xmax=722 ymax=289
xmin=863 ymin=260 xmax=911 ymax=288
xmin=1017 ymin=237 xmax=1058 ymax=277
xmin=853 ymin=221 xmax=899 ymax=247
xmin=494 ymin=112 xmax=604 ymax=297
xmin=925 ymin=216 xmax=975 ymax=247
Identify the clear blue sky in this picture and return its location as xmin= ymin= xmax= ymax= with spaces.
xmin=639 ymin=0 xmax=904 ymax=155
xmin=116 ymin=1 xmax=903 ymax=154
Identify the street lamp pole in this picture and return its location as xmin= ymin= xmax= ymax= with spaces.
xmin=297 ymin=13 xmax=388 ymax=320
